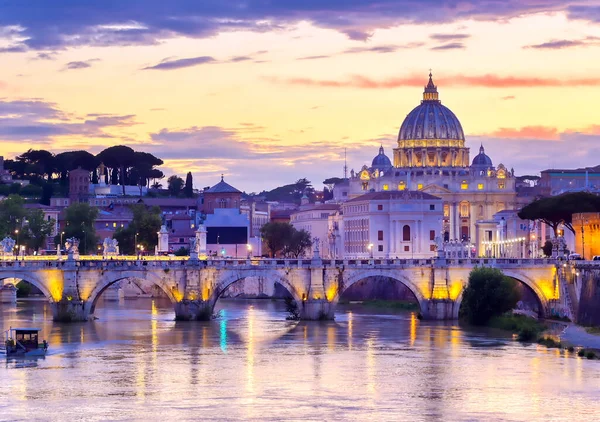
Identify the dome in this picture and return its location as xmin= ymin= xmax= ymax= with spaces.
xmin=472 ymin=144 xmax=493 ymax=167
xmin=398 ymin=73 xmax=465 ymax=142
xmin=371 ymin=145 xmax=392 ymax=171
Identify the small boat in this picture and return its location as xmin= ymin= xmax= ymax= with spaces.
xmin=1 ymin=327 xmax=48 ymax=357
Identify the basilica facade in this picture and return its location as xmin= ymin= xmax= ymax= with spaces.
xmin=335 ymin=73 xmax=521 ymax=256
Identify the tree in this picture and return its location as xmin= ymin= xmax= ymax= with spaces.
xmin=97 ymin=146 xmax=135 ymax=195
xmin=40 ymin=183 xmax=53 ymax=206
xmin=113 ymin=204 xmax=162 ymax=254
xmin=542 ymin=240 xmax=553 ymax=257
xmin=0 ymin=194 xmax=27 ymax=239
xmin=323 ymin=177 xmax=344 ymax=191
xmin=167 ymin=175 xmax=184 ymax=196
xmin=284 ymin=229 xmax=312 ymax=258
xmin=460 ymin=267 xmax=520 ymax=325
xmin=518 ymin=192 xmax=600 ymax=236
xmin=184 ymin=172 xmax=194 ymax=197
xmin=54 ymin=203 xmax=98 ymax=254
xmin=16 ymin=149 xmax=55 ymax=181
xmin=260 ymin=222 xmax=294 ymax=257
xmin=21 ymin=209 xmax=55 ymax=252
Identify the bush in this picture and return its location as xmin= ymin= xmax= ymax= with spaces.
xmin=460 ymin=267 xmax=520 ymax=325
xmin=567 ymin=346 xmax=575 ymax=352
xmin=517 ymin=327 xmax=537 ymax=342
xmin=537 ymin=337 xmax=562 ymax=348
xmin=15 ymin=281 xmax=32 ymax=298
xmin=174 ymin=247 xmax=189 ymax=256
xmin=586 ymin=351 xmax=596 ymax=359
xmin=577 ymin=349 xmax=585 ymax=357
xmin=284 ymin=296 xmax=300 ymax=320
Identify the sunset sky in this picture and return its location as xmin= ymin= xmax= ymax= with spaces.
xmin=1 ymin=1 xmax=600 ymax=192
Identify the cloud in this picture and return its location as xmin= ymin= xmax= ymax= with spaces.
xmin=142 ymin=56 xmax=215 ymax=70
xmin=430 ymin=33 xmax=470 ymax=41
xmin=501 ymin=95 xmax=515 ymax=100
xmin=64 ymin=58 xmax=99 ymax=70
xmin=0 ymin=1 xmax=579 ymax=51
xmin=431 ymin=42 xmax=465 ymax=50
xmin=266 ymin=73 xmax=600 ymax=89
xmin=524 ymin=36 xmax=600 ymax=49
xmin=297 ymin=42 xmax=423 ymax=60
xmin=34 ymin=51 xmax=57 ymax=60
xmin=472 ymin=125 xmax=600 ymax=175
xmin=0 ymin=99 xmax=139 ymax=144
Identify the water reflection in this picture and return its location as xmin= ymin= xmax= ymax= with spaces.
xmin=0 ymin=298 xmax=598 ymax=421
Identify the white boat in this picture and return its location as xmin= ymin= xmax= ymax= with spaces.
xmin=1 ymin=327 xmax=48 ymax=357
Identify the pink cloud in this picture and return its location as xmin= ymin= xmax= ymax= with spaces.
xmin=267 ymin=74 xmax=600 ymax=89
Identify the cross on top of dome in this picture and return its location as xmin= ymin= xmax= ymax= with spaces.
xmin=423 ymin=70 xmax=439 ymax=102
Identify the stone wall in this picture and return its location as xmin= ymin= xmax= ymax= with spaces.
xmin=577 ymin=270 xmax=600 ymax=326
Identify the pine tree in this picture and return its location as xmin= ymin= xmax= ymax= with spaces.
xmin=184 ymin=172 xmax=193 ymax=198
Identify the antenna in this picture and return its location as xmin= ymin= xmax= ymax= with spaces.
xmin=343 ymin=148 xmax=348 ymax=179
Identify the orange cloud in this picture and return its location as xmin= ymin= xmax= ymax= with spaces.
xmin=267 ymin=74 xmax=600 ymax=89
xmin=487 ymin=126 xmax=560 ymax=140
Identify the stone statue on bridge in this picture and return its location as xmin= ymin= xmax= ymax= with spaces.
xmin=190 ymin=224 xmax=207 ymax=260
xmin=65 ymin=237 xmax=80 ymax=260
xmin=103 ymin=238 xmax=119 ymax=258
xmin=0 ymin=237 xmax=15 ymax=259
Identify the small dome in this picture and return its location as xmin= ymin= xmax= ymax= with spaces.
xmin=472 ymin=144 xmax=493 ymax=167
xmin=371 ymin=145 xmax=392 ymax=171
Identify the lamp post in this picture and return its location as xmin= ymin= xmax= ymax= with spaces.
xmin=581 ymin=225 xmax=585 ymax=261
xmin=134 ymin=232 xmax=139 ymax=256
xmin=82 ymin=230 xmax=87 ymax=255
xmin=14 ymin=229 xmax=19 ymax=252
xmin=60 ymin=231 xmax=65 ymax=250
xmin=247 ymin=243 xmax=252 ymax=259
xmin=368 ymin=243 xmax=373 ymax=259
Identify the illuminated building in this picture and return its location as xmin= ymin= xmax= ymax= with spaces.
xmin=338 ymin=73 xmax=522 ymax=256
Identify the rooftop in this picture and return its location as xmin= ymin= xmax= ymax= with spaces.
xmin=346 ymin=191 xmax=441 ymax=202
xmin=206 ymin=175 xmax=241 ymax=194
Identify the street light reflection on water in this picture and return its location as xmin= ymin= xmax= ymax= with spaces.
xmin=1 ymin=298 xmax=599 ymax=421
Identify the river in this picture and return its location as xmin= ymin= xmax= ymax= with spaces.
xmin=1 ymin=298 xmax=599 ymax=421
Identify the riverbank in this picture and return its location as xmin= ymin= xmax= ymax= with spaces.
xmin=559 ymin=324 xmax=600 ymax=350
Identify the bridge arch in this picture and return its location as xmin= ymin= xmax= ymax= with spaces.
xmin=338 ymin=269 xmax=428 ymax=313
xmin=87 ymin=271 xmax=178 ymax=315
xmin=452 ymin=269 xmax=549 ymax=319
xmin=0 ymin=271 xmax=54 ymax=301
xmin=211 ymin=270 xmax=302 ymax=309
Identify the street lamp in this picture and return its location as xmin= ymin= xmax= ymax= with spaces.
xmin=368 ymin=243 xmax=373 ymax=258
xmin=82 ymin=230 xmax=87 ymax=255
xmin=14 ymin=229 xmax=19 ymax=250
xmin=60 ymin=231 xmax=65 ymax=250
xmin=581 ymin=225 xmax=585 ymax=261
xmin=246 ymin=244 xmax=252 ymax=259
xmin=135 ymin=232 xmax=139 ymax=255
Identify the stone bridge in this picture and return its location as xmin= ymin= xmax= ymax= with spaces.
xmin=0 ymin=257 xmax=562 ymax=322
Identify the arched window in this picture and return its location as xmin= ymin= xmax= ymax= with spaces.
xmin=403 ymin=225 xmax=411 ymax=241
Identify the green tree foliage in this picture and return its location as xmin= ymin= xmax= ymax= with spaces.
xmin=260 ymin=222 xmax=313 ymax=258
xmin=323 ymin=177 xmax=344 ymax=191
xmin=284 ymin=229 xmax=313 ymax=258
xmin=184 ymin=172 xmax=194 ymax=197
xmin=97 ymin=145 xmax=135 ymax=195
xmin=54 ymin=202 xmax=99 ymax=254
xmin=167 ymin=175 xmax=184 ymax=196
xmin=518 ymin=192 xmax=600 ymax=236
xmin=261 ymin=178 xmax=315 ymax=204
xmin=15 ymin=149 xmax=55 ymax=181
xmin=460 ymin=267 xmax=520 ymax=325
xmin=113 ymin=204 xmax=162 ymax=254
xmin=21 ymin=209 xmax=55 ymax=252
xmin=0 ymin=195 xmax=27 ymax=238
xmin=542 ymin=240 xmax=553 ymax=257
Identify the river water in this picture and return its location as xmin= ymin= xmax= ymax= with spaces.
xmin=1 ymin=298 xmax=599 ymax=421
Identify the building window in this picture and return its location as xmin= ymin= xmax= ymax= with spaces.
xmin=398 ymin=182 xmax=405 ymax=191
xmin=179 ymin=238 xmax=184 ymax=243
xmin=498 ymin=181 xmax=505 ymax=189
xmin=112 ymin=222 xmax=116 ymax=228
xmin=378 ymin=245 xmax=383 ymax=252
xmin=429 ymin=204 xmax=435 ymax=211
xmin=460 ymin=180 xmax=468 ymax=190
xmin=382 ymin=184 xmax=389 ymax=191
xmin=362 ymin=182 xmax=368 ymax=191
xmin=342 ymin=191 xmax=347 ymax=197
xmin=378 ymin=230 xmax=383 ymax=241
xmin=460 ymin=203 xmax=469 ymax=217
xmin=377 ymin=204 xmax=383 ymax=211
xmin=403 ymin=225 xmax=411 ymax=241
xmin=430 ymin=230 xmax=435 ymax=241
xmin=417 ymin=183 xmax=423 ymax=190
xmin=430 ymin=245 xmax=436 ymax=252
xmin=404 ymin=245 xmax=409 ymax=252
xmin=443 ymin=204 xmax=449 ymax=217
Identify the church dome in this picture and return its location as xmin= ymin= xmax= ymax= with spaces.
xmin=398 ymin=73 xmax=465 ymax=142
xmin=472 ymin=144 xmax=493 ymax=167
xmin=371 ymin=145 xmax=392 ymax=171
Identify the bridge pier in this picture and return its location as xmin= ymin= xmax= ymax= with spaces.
xmin=300 ymin=299 xmax=335 ymax=320
xmin=173 ymin=299 xmax=214 ymax=321
xmin=0 ymin=283 xmax=17 ymax=304
xmin=421 ymin=299 xmax=458 ymax=320
xmin=51 ymin=299 xmax=89 ymax=322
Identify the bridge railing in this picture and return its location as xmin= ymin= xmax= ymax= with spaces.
xmin=0 ymin=256 xmax=566 ymax=270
